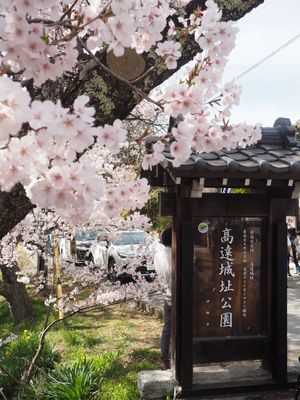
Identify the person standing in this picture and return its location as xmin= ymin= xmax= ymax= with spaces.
xmin=287 ymin=234 xmax=292 ymax=277
xmin=154 ymin=227 xmax=172 ymax=370
xmin=288 ymin=228 xmax=300 ymax=274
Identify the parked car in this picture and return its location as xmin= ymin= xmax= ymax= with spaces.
xmin=59 ymin=229 xmax=99 ymax=266
xmin=106 ymin=230 xmax=156 ymax=281
xmin=74 ymin=230 xmax=98 ymax=265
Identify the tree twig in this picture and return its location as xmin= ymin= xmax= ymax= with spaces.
xmin=21 ymin=266 xmax=56 ymax=384
xmin=129 ymin=66 xmax=155 ymax=84
xmin=59 ymin=0 xmax=80 ymax=22
xmin=0 ymin=388 xmax=8 ymax=400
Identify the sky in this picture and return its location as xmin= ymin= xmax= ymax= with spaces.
xmin=223 ymin=0 xmax=300 ymax=126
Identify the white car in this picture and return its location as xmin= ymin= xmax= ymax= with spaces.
xmin=59 ymin=229 xmax=99 ymax=265
xmin=107 ymin=230 xmax=156 ymax=281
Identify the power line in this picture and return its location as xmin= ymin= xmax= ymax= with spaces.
xmin=235 ymin=32 xmax=300 ymax=81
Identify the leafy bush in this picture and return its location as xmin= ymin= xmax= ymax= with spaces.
xmin=0 ymin=330 xmax=59 ymax=397
xmin=41 ymin=358 xmax=103 ymax=400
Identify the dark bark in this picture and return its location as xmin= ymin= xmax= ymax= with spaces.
xmin=0 ymin=184 xmax=33 ymax=240
xmin=0 ymin=264 xmax=33 ymax=323
xmin=0 ymin=0 xmax=264 ymax=241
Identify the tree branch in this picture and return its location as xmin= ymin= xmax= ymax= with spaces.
xmin=22 ymin=296 xmax=136 ymax=384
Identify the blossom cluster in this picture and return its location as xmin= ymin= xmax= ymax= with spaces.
xmin=0 ymin=0 xmax=262 ymax=220
xmin=86 ymin=0 xmax=171 ymax=57
xmin=0 ymin=76 xmax=150 ymax=220
xmin=0 ymin=0 xmax=176 ymax=84
xmin=0 ymin=0 xmax=78 ymax=85
xmin=142 ymin=0 xmax=262 ymax=169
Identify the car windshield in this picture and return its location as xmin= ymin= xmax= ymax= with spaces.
xmin=75 ymin=230 xmax=97 ymax=241
xmin=113 ymin=232 xmax=147 ymax=246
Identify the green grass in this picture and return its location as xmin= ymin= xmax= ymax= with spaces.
xmin=0 ymin=297 xmax=50 ymax=337
xmin=95 ymin=349 xmax=160 ymax=400
xmin=0 ymin=295 xmax=162 ymax=400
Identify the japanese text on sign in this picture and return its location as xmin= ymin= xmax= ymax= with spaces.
xmin=219 ymin=227 xmax=235 ymax=328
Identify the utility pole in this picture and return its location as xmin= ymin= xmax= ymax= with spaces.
xmin=53 ymin=235 xmax=64 ymax=320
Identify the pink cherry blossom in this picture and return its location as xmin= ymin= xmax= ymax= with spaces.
xmin=73 ymin=95 xmax=95 ymax=124
xmin=170 ymin=140 xmax=192 ymax=167
xmin=155 ymin=40 xmax=181 ymax=69
xmin=0 ymin=0 xmax=262 ymax=222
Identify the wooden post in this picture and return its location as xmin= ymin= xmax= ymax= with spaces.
xmin=54 ymin=235 xmax=64 ymax=320
xmin=273 ymin=221 xmax=287 ymax=382
xmin=269 ymin=198 xmax=288 ymax=383
xmin=180 ymin=222 xmax=194 ymax=391
xmin=171 ymin=190 xmax=182 ymax=380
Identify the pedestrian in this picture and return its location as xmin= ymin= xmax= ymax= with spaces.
xmin=288 ymin=228 xmax=300 ymax=274
xmin=154 ymin=227 xmax=172 ymax=370
xmin=287 ymin=233 xmax=292 ymax=277
xmin=296 ymin=231 xmax=300 ymax=264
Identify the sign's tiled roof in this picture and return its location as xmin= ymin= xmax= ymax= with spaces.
xmin=147 ymin=118 xmax=300 ymax=178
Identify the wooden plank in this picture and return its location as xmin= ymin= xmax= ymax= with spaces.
xmin=193 ymin=337 xmax=266 ymax=363
xmin=193 ymin=335 xmax=268 ymax=342
xmin=159 ymin=192 xmax=176 ymax=216
xmin=171 ymin=168 xmax=300 ymax=182
xmin=191 ymin=194 xmax=269 ymax=217
xmin=181 ymin=380 xmax=294 ymax=399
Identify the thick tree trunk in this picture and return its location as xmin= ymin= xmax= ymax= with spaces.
xmin=0 ymin=264 xmax=33 ymax=323
xmin=0 ymin=184 xmax=33 ymax=240
xmin=0 ymin=0 xmax=264 ymax=241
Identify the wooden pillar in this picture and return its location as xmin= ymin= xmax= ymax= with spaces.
xmin=180 ymin=222 xmax=194 ymax=390
xmin=269 ymin=198 xmax=288 ymax=383
xmin=171 ymin=191 xmax=194 ymax=390
xmin=171 ymin=190 xmax=182 ymax=381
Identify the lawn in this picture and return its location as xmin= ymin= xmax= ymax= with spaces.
xmin=0 ymin=294 xmax=162 ymax=399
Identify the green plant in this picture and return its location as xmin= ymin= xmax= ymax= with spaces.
xmin=41 ymin=358 xmax=103 ymax=400
xmin=142 ymin=187 xmax=172 ymax=232
xmin=63 ymin=330 xmax=82 ymax=347
xmin=0 ymin=330 xmax=58 ymax=397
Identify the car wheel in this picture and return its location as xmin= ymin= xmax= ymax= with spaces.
xmin=108 ymin=257 xmax=116 ymax=280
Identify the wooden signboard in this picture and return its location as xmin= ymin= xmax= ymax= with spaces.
xmin=192 ymin=217 xmax=266 ymax=363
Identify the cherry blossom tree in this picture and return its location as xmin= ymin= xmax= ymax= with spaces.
xmin=0 ymin=144 xmax=153 ymax=322
xmin=0 ymin=1 xmax=269 ymax=392
xmin=0 ymin=0 xmax=264 ymax=239
xmin=0 ymin=197 xmax=160 ymax=388
xmin=0 ymin=0 xmax=266 ymax=330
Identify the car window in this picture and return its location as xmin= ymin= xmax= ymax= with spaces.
xmin=75 ymin=230 xmax=97 ymax=241
xmin=113 ymin=232 xmax=147 ymax=245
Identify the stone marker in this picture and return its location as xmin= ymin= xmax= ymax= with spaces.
xmin=138 ymin=369 xmax=178 ymax=399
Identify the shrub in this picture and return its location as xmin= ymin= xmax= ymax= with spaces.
xmin=0 ymin=330 xmax=59 ymax=398
xmin=41 ymin=358 xmax=103 ymax=400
